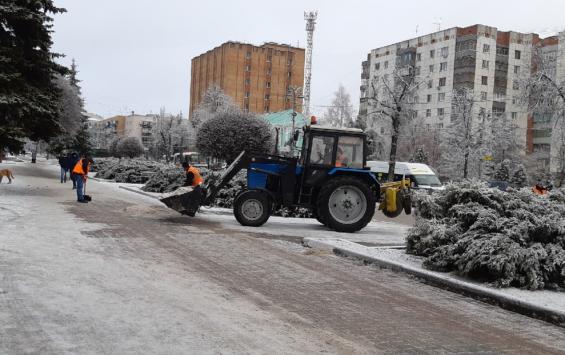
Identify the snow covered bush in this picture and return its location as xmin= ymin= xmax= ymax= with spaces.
xmin=95 ymin=159 xmax=165 ymax=183
xmin=407 ymin=180 xmax=565 ymax=290
xmin=196 ymin=111 xmax=274 ymax=163
xmin=117 ymin=137 xmax=144 ymax=159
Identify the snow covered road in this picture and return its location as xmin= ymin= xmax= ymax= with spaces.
xmin=2 ymin=161 xmax=565 ymax=354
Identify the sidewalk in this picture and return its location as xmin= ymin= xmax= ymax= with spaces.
xmin=304 ymin=238 xmax=565 ymax=326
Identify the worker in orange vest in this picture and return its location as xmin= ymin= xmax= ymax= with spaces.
xmin=182 ymin=161 xmax=203 ymax=187
xmin=72 ymin=155 xmax=93 ymax=203
xmin=335 ymin=147 xmax=348 ymax=168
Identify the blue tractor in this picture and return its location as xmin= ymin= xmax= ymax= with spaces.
xmin=161 ymin=125 xmax=411 ymax=233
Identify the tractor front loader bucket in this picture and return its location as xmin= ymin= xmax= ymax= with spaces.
xmin=160 ymin=186 xmax=204 ymax=217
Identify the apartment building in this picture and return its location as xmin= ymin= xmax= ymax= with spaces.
xmin=88 ymin=113 xmax=159 ymax=150
xmin=189 ymin=41 xmax=305 ymax=118
xmin=359 ymin=24 xmax=565 ymax=170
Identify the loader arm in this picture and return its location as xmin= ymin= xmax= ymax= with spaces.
xmin=203 ymin=151 xmax=250 ymax=205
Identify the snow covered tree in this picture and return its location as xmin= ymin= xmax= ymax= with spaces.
xmin=510 ymin=164 xmax=528 ymax=188
xmin=520 ymin=45 xmax=565 ymax=184
xmin=0 ymin=1 xmax=68 ymax=154
xmin=47 ymin=75 xmax=83 ymax=155
xmin=440 ymin=88 xmax=488 ymax=180
xmin=410 ymin=146 xmax=429 ymax=165
xmin=117 ymin=137 xmax=144 ymax=159
xmin=68 ymin=59 xmax=91 ymax=155
xmin=493 ymin=159 xmax=511 ymax=182
xmin=151 ymin=108 xmax=189 ymax=161
xmin=323 ymin=84 xmax=354 ymax=128
xmin=191 ymin=86 xmax=238 ymax=130
xmin=196 ymin=111 xmax=274 ymax=163
xmin=366 ymin=64 xmax=425 ymax=180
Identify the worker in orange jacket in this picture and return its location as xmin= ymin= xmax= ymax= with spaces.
xmin=72 ymin=155 xmax=93 ymax=203
xmin=182 ymin=161 xmax=203 ymax=187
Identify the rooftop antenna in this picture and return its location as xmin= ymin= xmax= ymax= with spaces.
xmin=303 ymin=11 xmax=317 ymax=116
xmin=415 ymin=24 xmax=419 ymax=35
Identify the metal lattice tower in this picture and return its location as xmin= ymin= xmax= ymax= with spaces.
xmin=303 ymin=11 xmax=317 ymax=116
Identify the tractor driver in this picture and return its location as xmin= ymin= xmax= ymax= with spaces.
xmin=335 ymin=147 xmax=349 ymax=167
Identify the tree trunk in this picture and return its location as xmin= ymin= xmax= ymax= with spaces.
xmin=387 ymin=113 xmax=400 ymax=181
xmin=31 ymin=142 xmax=38 ymax=164
xmin=463 ymin=151 xmax=469 ymax=179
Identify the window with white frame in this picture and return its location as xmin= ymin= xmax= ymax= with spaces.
xmin=482 ymin=60 xmax=489 ymax=69
xmin=483 ymin=44 xmax=490 ymax=53
xmin=441 ymin=47 xmax=449 ymax=58
xmin=481 ymin=91 xmax=487 ymax=101
xmin=511 ymin=112 xmax=518 ymax=119
xmin=440 ymin=62 xmax=447 ymax=71
xmin=439 ymin=77 xmax=446 ymax=86
xmin=438 ymin=93 xmax=445 ymax=102
xmin=426 ymin=109 xmax=431 ymax=117
xmin=438 ymin=108 xmax=445 ymax=116
xmin=481 ymin=76 xmax=488 ymax=85
xmin=514 ymin=65 xmax=520 ymax=74
xmin=430 ymin=50 xmax=435 ymax=58
xmin=429 ymin=64 xmax=434 ymax=73
xmin=515 ymin=50 xmax=521 ymax=60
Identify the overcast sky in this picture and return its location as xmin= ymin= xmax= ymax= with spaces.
xmin=52 ymin=0 xmax=565 ymax=118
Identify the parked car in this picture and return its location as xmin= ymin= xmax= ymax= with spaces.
xmin=366 ymin=161 xmax=444 ymax=191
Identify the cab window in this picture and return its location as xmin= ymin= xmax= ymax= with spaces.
xmin=309 ymin=136 xmax=335 ymax=165
xmin=337 ymin=136 xmax=364 ymax=168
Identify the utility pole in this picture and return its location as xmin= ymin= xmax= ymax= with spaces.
xmin=287 ymin=86 xmax=303 ymax=154
xmin=303 ymin=11 xmax=317 ymax=117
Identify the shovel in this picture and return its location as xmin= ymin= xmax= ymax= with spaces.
xmin=83 ymin=177 xmax=92 ymax=202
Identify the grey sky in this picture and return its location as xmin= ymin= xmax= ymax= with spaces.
xmin=52 ymin=0 xmax=565 ymax=118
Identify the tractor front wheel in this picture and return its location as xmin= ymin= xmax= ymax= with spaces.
xmin=317 ymin=176 xmax=375 ymax=233
xmin=234 ymin=190 xmax=271 ymax=227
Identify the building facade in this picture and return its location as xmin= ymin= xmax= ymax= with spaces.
xmin=88 ymin=113 xmax=158 ymax=150
xmin=189 ymin=41 xmax=305 ymax=117
xmin=359 ymin=24 xmax=565 ymax=171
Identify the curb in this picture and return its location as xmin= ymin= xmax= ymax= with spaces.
xmin=303 ymin=238 xmax=565 ymax=327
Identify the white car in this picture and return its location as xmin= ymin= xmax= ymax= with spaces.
xmin=366 ymin=161 xmax=444 ymax=191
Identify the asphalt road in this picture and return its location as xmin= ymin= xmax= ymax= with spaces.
xmin=1 ymin=161 xmax=565 ymax=354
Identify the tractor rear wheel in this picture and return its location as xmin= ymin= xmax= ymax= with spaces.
xmin=234 ymin=190 xmax=271 ymax=227
xmin=317 ymin=176 xmax=375 ymax=233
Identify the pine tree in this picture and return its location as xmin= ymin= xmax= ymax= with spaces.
xmin=68 ymin=59 xmax=91 ymax=154
xmin=493 ymin=159 xmax=511 ymax=182
xmin=0 ymin=1 xmax=68 ymax=153
xmin=510 ymin=164 xmax=528 ymax=188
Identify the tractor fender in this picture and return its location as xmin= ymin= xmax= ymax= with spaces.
xmin=327 ymin=168 xmax=380 ymax=191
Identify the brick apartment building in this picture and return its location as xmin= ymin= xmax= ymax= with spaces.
xmin=189 ymin=41 xmax=305 ymax=117
xmin=358 ymin=24 xmax=565 ymax=172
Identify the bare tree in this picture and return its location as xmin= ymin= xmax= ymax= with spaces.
xmin=367 ymin=65 xmax=425 ymax=180
xmin=520 ymin=43 xmax=565 ymax=183
xmin=151 ymin=108 xmax=189 ymax=161
xmin=323 ymin=84 xmax=354 ymax=128
xmin=440 ymin=88 xmax=489 ymax=179
xmin=191 ymin=86 xmax=239 ymax=130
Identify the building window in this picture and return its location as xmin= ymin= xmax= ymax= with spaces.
xmin=441 ymin=47 xmax=448 ymax=58
xmin=244 ymin=103 xmax=249 ymax=111
xmin=483 ymin=44 xmax=490 ymax=53
xmin=416 ymin=53 xmax=421 ymax=61
xmin=481 ymin=76 xmax=488 ymax=85
xmin=287 ymin=58 xmax=293 ymax=66
xmin=438 ymin=108 xmax=445 ymax=116
xmin=244 ymin=79 xmax=250 ymax=85
xmin=437 ymin=123 xmax=443 ymax=129
xmin=481 ymin=91 xmax=487 ymax=101
xmin=384 ymin=61 xmax=389 ymax=69
xmin=415 ymin=66 xmax=421 ymax=75
xmin=266 ymin=82 xmax=271 ymax=88
xmin=428 ymin=79 xmax=433 ymax=89
xmin=438 ymin=93 xmax=445 ymax=102
xmin=287 ymin=72 xmax=292 ymax=78
xmin=245 ymin=65 xmax=251 ymax=72
xmin=439 ymin=77 xmax=446 ymax=87
xmin=266 ymin=69 xmax=271 ymax=75
xmin=264 ymin=94 xmax=270 ymax=100
xmin=266 ymin=55 xmax=272 ymax=62
xmin=427 ymin=94 xmax=432 ymax=103
xmin=375 ymin=62 xmax=380 ymax=70
xmin=511 ymin=112 xmax=518 ymax=119
xmin=245 ymin=91 xmax=250 ymax=98
xmin=482 ymin=60 xmax=489 ymax=69
xmin=426 ymin=124 xmax=431 ymax=131
xmin=514 ymin=65 xmax=520 ymax=74
xmin=429 ymin=64 xmax=434 ymax=73
xmin=264 ymin=105 xmax=270 ymax=112
xmin=515 ymin=50 xmax=521 ymax=60
xmin=426 ymin=109 xmax=431 ymax=117
xmin=430 ymin=49 xmax=435 ymax=58
xmin=440 ymin=62 xmax=447 ymax=71
xmin=513 ymin=80 xmax=520 ymax=90
xmin=245 ymin=51 xmax=251 ymax=59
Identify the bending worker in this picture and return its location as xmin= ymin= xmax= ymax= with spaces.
xmin=182 ymin=161 xmax=203 ymax=187
xmin=72 ymin=155 xmax=93 ymax=203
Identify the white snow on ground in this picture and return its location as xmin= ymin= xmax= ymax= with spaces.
xmin=115 ymin=184 xmax=409 ymax=245
xmin=304 ymin=239 xmax=565 ymax=315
